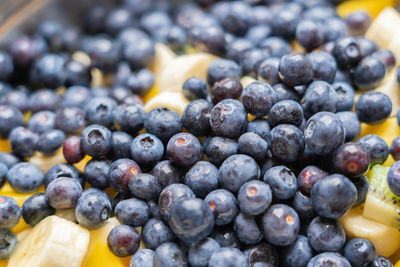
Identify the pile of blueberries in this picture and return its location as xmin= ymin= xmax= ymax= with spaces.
xmin=0 ymin=0 xmax=398 ymax=266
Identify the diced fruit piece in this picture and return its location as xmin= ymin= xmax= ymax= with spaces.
xmin=365 ymin=7 xmax=400 ymax=48
xmin=363 ymin=165 xmax=400 ymax=229
xmin=152 ymin=43 xmax=176 ymax=84
xmin=144 ymin=91 xmax=189 ymax=115
xmin=8 ymin=215 xmax=90 ymax=267
xmin=339 ymin=206 xmax=400 ymax=257
xmin=158 ymin=53 xmax=216 ymax=93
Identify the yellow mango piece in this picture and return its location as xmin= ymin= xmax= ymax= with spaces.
xmin=74 ymin=154 xmax=92 ymax=173
xmin=337 ymin=0 xmax=396 ymax=19
xmin=0 ymin=139 xmax=10 ymax=152
xmin=82 ymin=218 xmax=144 ymax=267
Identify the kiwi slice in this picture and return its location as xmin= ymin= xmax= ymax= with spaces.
xmin=362 ymin=165 xmax=400 ymax=229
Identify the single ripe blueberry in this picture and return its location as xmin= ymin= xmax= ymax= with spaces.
xmin=301 ymin=80 xmax=337 ymax=118
xmin=131 ymin=133 xmax=164 ymax=167
xmin=27 ymin=110 xmax=55 ymax=135
xmin=110 ymin=131 xmax=133 ymax=159
xmin=308 ymin=51 xmax=337 ymax=83
xmin=263 ymin=166 xmax=297 ymax=200
xmin=108 ymin=158 xmax=141 ymax=193
xmin=332 ymin=82 xmax=355 ymax=112
xmin=261 ymin=204 xmax=300 ymax=246
xmin=370 ymin=255 xmax=393 ymax=267
xmin=7 ymin=162 xmax=43 ymax=193
xmin=210 ymin=227 xmax=240 ymax=249
xmin=129 ymin=173 xmax=162 ymax=201
xmin=344 ymin=238 xmax=376 ymax=267
xmin=84 ymin=97 xmax=117 ymax=127
xmin=371 ymin=49 xmax=396 ymax=72
xmin=332 ymin=36 xmax=362 ymax=70
xmin=241 ymin=81 xmax=277 ymax=118
xmin=238 ymin=132 xmax=269 ymax=162
xmin=308 ymin=252 xmax=351 ymax=267
xmin=387 ymin=161 xmax=400 ymax=197
xmin=311 ymin=174 xmax=357 ymax=219
xmin=211 ymin=77 xmax=243 ymax=105
xmin=43 ymin=163 xmax=82 ymax=188
xmin=107 ymin=225 xmax=141 ymax=257
xmin=208 ymin=248 xmax=247 ymax=267
xmin=115 ymin=198 xmax=149 ymax=227
xmin=182 ymin=77 xmax=208 ymax=101
xmin=357 ymin=135 xmax=389 ymax=166
xmin=144 ymin=107 xmax=182 ymax=142
xmin=0 ymin=105 xmax=25 ymax=138
xmin=130 ymin=249 xmax=155 ymax=267
xmin=152 ymin=160 xmax=181 ymax=189
xmin=205 ymin=189 xmax=238 ymax=226
xmin=75 ymin=190 xmax=112 ymax=229
xmin=184 ymin=161 xmax=219 ymax=198
xmin=333 ymin=142 xmax=371 ymax=178
xmin=113 ymin=103 xmax=146 ymax=135
xmin=390 ymin=136 xmax=400 ymax=161
xmin=270 ymin=124 xmax=305 ymax=162
xmin=46 ymin=177 xmax=83 ymax=210
xmin=337 ymin=111 xmax=361 ymax=142
xmin=295 ymin=19 xmax=324 ymax=51
xmin=351 ymin=56 xmax=386 ymax=91
xmin=182 ymin=99 xmax=212 ymax=137
xmin=142 ymin=218 xmax=175 ymax=250
xmin=297 ymin=165 xmax=328 ymax=194
xmin=36 ymin=129 xmax=65 ymax=155
xmin=238 ymin=180 xmax=272 ymax=216
xmin=80 ymin=124 xmax=112 ymax=158
xmin=257 ymin=57 xmax=281 ymax=85
xmin=154 ymin=242 xmax=187 ymax=267
xmin=8 ymin=127 xmax=38 ymax=158
xmin=280 ymin=235 xmax=313 ymax=267
xmin=345 ymin=10 xmax=371 ymax=36
xmin=54 ymin=106 xmax=86 ymax=135
xmin=188 ymin=237 xmax=220 ymax=267
xmin=83 ymin=159 xmax=110 ymax=189
xmin=278 ymin=53 xmax=313 ymax=87
xmin=268 ymin=100 xmax=303 ymax=128
xmin=203 ymin=137 xmax=238 ymax=166
xmin=356 ymin=91 xmax=392 ymax=124
xmin=307 ymin=216 xmax=346 ymax=252
xmin=292 ymin=191 xmax=315 ymax=221
xmin=158 ymin=183 xmax=195 ymax=221
xmin=22 ymin=192 xmax=55 ymax=226
xmin=167 ymin=133 xmax=202 ymax=167
xmin=233 ymin=212 xmax=263 ymax=245
xmin=207 ymin=59 xmax=241 ymax=86
xmin=0 ymin=196 xmax=21 ymax=229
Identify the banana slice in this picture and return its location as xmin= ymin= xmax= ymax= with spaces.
xmin=365 ymin=7 xmax=400 ymax=48
xmin=339 ymin=206 xmax=400 ymax=257
xmin=144 ymin=91 xmax=190 ymax=115
xmin=153 ymin=43 xmax=176 ymax=84
xmin=8 ymin=215 xmax=90 ymax=267
xmin=158 ymin=53 xmax=216 ymax=93
xmin=29 ymin=148 xmax=66 ymax=174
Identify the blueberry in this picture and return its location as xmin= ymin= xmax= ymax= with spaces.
xmin=115 ymin=198 xmax=149 ymax=227
xmin=188 ymin=237 xmax=220 ymax=267
xmin=387 ymin=161 xmax=400 ymax=196
xmin=147 ymin=199 xmax=161 ymax=220
xmin=371 ymin=49 xmax=396 ymax=72
xmin=9 ymin=127 xmax=38 ymax=158
xmin=238 ymin=132 xmax=269 ymax=161
xmin=9 ymin=36 xmax=40 ymax=69
xmin=207 ymin=59 xmax=241 ymax=86
xmin=184 ymin=161 xmax=219 ymax=198
xmin=391 ymin=137 xmax=400 ymax=161
xmin=304 ymin=112 xmax=345 ymax=155
xmin=110 ymin=131 xmax=133 ymax=159
xmin=36 ymin=129 xmax=65 ymax=155
xmin=307 ymin=216 xmax=346 ymax=252
xmin=80 ymin=124 xmax=112 ymax=158
xmin=113 ymin=103 xmax=146 ymax=135
xmin=308 ymin=252 xmax=351 ymax=267
xmin=357 ymin=37 xmax=378 ymax=57
xmin=219 ymin=154 xmax=260 ymax=193
xmin=28 ymin=111 xmax=56 ymax=134
xmin=140 ymin=11 xmax=171 ymax=41
xmin=211 ymin=77 xmax=243 ymax=104
xmin=46 ymin=177 xmax=82 ymax=209
xmin=268 ymin=100 xmax=303 ymax=128
xmin=311 ymin=174 xmax=357 ymax=218
xmin=243 ymin=242 xmax=279 ymax=266
xmin=75 ymin=190 xmax=111 ymax=229
xmin=8 ymin=162 xmax=43 ymax=193
xmin=297 ymin=165 xmax=328 ymax=194
xmin=166 ymin=25 xmax=186 ymax=52
xmin=226 ymin=38 xmax=254 ymax=63
xmin=142 ymin=218 xmax=175 ymax=250
xmin=370 ymin=255 xmax=394 ymax=267
xmin=210 ymin=99 xmax=248 ymax=138
xmin=0 ymin=162 xmax=7 ymax=188
xmin=337 ymin=111 xmax=361 ymax=142
xmin=154 ymin=242 xmax=187 ymax=267
xmin=210 ymin=227 xmax=240 ymax=249
xmin=352 ymin=56 xmax=386 ymax=91
xmin=129 ymin=173 xmax=162 ymax=200
xmin=332 ymin=37 xmax=362 ymax=70
xmin=245 ymin=25 xmax=272 ymax=46
xmin=54 ymin=106 xmax=86 ymax=135
xmin=345 ymin=10 xmax=371 ymax=36
xmin=123 ymin=69 xmax=154 ymax=96
xmin=37 ymin=20 xmax=63 ymax=49
xmin=131 ymin=133 xmax=164 ymax=167
xmin=261 ymin=204 xmax=300 ymax=246
xmin=169 ymin=197 xmax=214 ymax=243
xmin=247 ymin=119 xmax=271 ymax=142
xmin=43 ymin=163 xmax=82 ymax=188
xmin=0 ymin=196 xmax=21 ymax=229
xmin=240 ymin=48 xmax=269 ymax=77
xmin=63 ymin=136 xmax=85 ymax=164
xmin=182 ymin=99 xmax=212 ymax=137
xmin=333 ymin=143 xmax=371 ymax=177
xmin=296 ymin=20 xmax=324 ymax=51
xmin=0 ymin=229 xmax=17 ymax=260
xmin=270 ymin=124 xmax=305 ymax=162
xmin=188 ymin=25 xmax=226 ymax=56
xmin=278 ymin=53 xmax=313 ymax=87
xmin=280 ymin=235 xmax=313 ymax=267
xmin=204 ymin=189 xmax=238 ymax=226
xmin=270 ymin=8 xmax=299 ymax=39
xmin=203 ymin=137 xmax=238 ymax=166
xmin=62 ymin=85 xmax=92 ymax=108
xmin=83 ymin=37 xmax=121 ymax=73
xmin=352 ymin=175 xmax=369 ymax=207
xmin=145 ymin=107 xmax=182 ymax=142
xmin=152 ymin=160 xmax=181 ymax=189
xmin=130 ymin=249 xmax=155 ymax=267
xmin=308 ymin=51 xmax=337 ymax=83
xmin=108 ymin=158 xmax=141 ymax=193
xmin=234 ymin=212 xmax=263 ymax=245
xmin=83 ymin=160 xmax=110 ymax=189
xmin=356 ymin=92 xmax=392 ymax=124
xmin=110 ymin=86 xmax=133 ymax=104
xmin=292 ymin=191 xmax=315 ymax=221
xmin=334 ymin=70 xmax=351 ymax=84
xmin=158 ymin=183 xmax=195 ymax=221
xmin=238 ymin=180 xmax=272 ymax=216
xmin=0 ymin=90 xmax=29 ymax=113
xmin=257 ymin=57 xmax=280 ymax=85
xmin=22 ymin=192 xmax=54 ymax=227
xmin=107 ymin=225 xmax=140 ymax=257
xmin=344 ymin=238 xmax=375 ymax=267
xmin=209 ymin=248 xmax=247 ymax=267
xmin=241 ymin=81 xmax=276 ymax=118
xmin=260 ymin=37 xmax=291 ymax=58
xmin=167 ymin=133 xmax=202 ymax=167
xmin=85 ymin=97 xmax=117 ymax=127
xmin=272 ymin=83 xmax=299 ymax=102
xmin=30 ymin=53 xmax=66 ymax=88
xmin=63 ymin=60 xmax=92 ymax=87
xmin=218 ymin=1 xmax=252 ymax=36
xmin=301 ymin=81 xmax=337 ymax=118
xmin=263 ymin=166 xmax=297 ymax=200
xmin=182 ymin=77 xmax=208 ymax=101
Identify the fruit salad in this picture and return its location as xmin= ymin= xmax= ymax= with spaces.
xmin=1 ymin=0 xmax=400 ymax=266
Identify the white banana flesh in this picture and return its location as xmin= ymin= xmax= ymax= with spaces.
xmin=144 ymin=91 xmax=189 ymax=115
xmin=8 ymin=215 xmax=90 ymax=267
xmin=365 ymin=7 xmax=400 ymax=48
